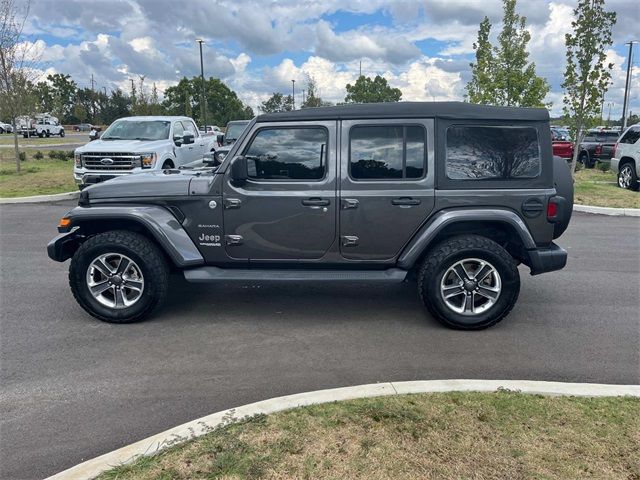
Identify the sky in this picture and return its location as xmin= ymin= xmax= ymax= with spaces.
xmin=19 ymin=0 xmax=640 ymax=118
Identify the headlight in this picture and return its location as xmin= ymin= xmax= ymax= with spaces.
xmin=74 ymin=152 xmax=82 ymax=167
xmin=139 ymin=153 xmax=156 ymax=169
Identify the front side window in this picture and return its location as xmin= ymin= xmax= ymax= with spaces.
xmin=446 ymin=126 xmax=540 ymax=180
xmin=173 ymin=122 xmax=184 ymax=138
xmin=244 ymin=127 xmax=327 ymax=180
xmin=350 ymin=125 xmax=426 ymax=180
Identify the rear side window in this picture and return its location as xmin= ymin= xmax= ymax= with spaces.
xmin=350 ymin=125 xmax=426 ymax=180
xmin=620 ymin=127 xmax=640 ymax=144
xmin=446 ymin=126 xmax=540 ymax=180
xmin=244 ymin=127 xmax=327 ymax=180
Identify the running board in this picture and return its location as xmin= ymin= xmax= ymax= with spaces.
xmin=183 ymin=267 xmax=407 ymax=283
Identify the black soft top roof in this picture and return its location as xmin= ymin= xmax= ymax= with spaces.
xmin=256 ymin=101 xmax=549 ymax=123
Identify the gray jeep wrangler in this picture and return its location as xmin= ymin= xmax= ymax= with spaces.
xmin=48 ymin=102 xmax=573 ymax=330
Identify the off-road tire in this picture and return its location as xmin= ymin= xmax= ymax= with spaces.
xmin=418 ymin=235 xmax=520 ymax=330
xmin=69 ymin=230 xmax=169 ymax=323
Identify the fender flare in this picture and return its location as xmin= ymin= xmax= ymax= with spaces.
xmin=51 ymin=205 xmax=204 ymax=267
xmin=397 ymin=209 xmax=536 ymax=270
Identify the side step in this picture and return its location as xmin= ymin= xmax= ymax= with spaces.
xmin=183 ymin=267 xmax=408 ymax=283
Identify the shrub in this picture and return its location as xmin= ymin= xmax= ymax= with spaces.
xmin=574 ymin=160 xmax=583 ymax=172
xmin=596 ymin=161 xmax=610 ymax=172
xmin=18 ymin=151 xmax=26 ymax=162
xmin=48 ymin=150 xmax=57 ymax=160
xmin=33 ymin=151 xmax=44 ymax=160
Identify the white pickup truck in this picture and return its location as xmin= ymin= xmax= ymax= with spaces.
xmin=73 ymin=116 xmax=218 ymax=188
xmin=19 ymin=114 xmax=65 ymax=138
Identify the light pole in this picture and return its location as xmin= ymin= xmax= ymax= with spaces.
xmin=291 ymin=79 xmax=296 ymax=110
xmin=607 ymin=102 xmax=613 ymax=127
xmin=196 ymin=39 xmax=207 ymax=130
xmin=622 ymin=41 xmax=637 ymax=130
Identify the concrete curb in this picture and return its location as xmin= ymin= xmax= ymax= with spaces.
xmin=0 ymin=191 xmax=79 ymax=204
xmin=574 ymin=204 xmax=640 ymax=216
xmin=45 ymin=379 xmax=640 ymax=480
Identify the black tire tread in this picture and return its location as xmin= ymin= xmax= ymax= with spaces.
xmin=69 ymin=230 xmax=168 ymax=323
xmin=418 ymin=234 xmax=520 ymax=330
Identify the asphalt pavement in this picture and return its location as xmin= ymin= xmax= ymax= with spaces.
xmin=0 ymin=202 xmax=638 ymax=479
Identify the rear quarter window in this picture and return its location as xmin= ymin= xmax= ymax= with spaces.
xmin=446 ymin=126 xmax=541 ymax=180
xmin=620 ymin=127 xmax=640 ymax=144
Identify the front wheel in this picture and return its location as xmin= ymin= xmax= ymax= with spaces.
xmin=618 ymin=163 xmax=639 ymax=191
xmin=60 ymin=129 xmax=65 ymax=137
xmin=38 ymin=131 xmax=44 ymax=138
xmin=418 ymin=235 xmax=520 ymax=330
xmin=69 ymin=231 xmax=169 ymax=323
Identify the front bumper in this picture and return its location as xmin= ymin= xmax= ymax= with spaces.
xmin=74 ymin=170 xmax=136 ymax=185
xmin=527 ymin=243 xmax=567 ymax=275
xmin=47 ymin=230 xmax=82 ymax=262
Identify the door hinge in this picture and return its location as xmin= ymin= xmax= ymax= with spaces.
xmin=225 ymin=235 xmax=243 ymax=246
xmin=341 ymin=198 xmax=359 ymax=210
xmin=341 ymin=235 xmax=359 ymax=247
xmin=224 ymin=198 xmax=242 ymax=209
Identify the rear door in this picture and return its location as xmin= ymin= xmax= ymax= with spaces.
xmin=339 ymin=119 xmax=435 ymax=261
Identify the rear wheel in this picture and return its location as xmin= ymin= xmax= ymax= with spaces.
xmin=579 ymin=152 xmax=592 ymax=168
xmin=618 ymin=163 xmax=639 ymax=191
xmin=69 ymin=231 xmax=169 ymax=323
xmin=38 ymin=131 xmax=44 ymax=138
xmin=60 ymin=129 xmax=65 ymax=137
xmin=418 ymin=235 xmax=520 ymax=330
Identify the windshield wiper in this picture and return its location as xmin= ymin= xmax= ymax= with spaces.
xmin=133 ymin=137 xmax=156 ymax=141
xmin=102 ymin=136 xmax=121 ymax=140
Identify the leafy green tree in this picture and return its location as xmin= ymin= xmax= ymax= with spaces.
xmin=562 ymin=0 xmax=616 ymax=175
xmin=301 ymin=77 xmax=331 ymax=109
xmin=466 ymin=0 xmax=549 ymax=107
xmin=466 ymin=17 xmax=495 ymax=104
xmin=163 ymin=77 xmax=253 ymax=126
xmin=100 ymin=88 xmax=131 ymax=124
xmin=344 ymin=75 xmax=402 ymax=103
xmin=260 ymin=92 xmax=294 ymax=113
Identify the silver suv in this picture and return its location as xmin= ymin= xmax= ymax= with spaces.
xmin=611 ymin=124 xmax=640 ymax=191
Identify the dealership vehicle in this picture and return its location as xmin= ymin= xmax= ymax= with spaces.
xmin=199 ymin=125 xmax=221 ymax=135
xmin=610 ymin=124 xmax=640 ymax=191
xmin=551 ymin=128 xmax=573 ymax=159
xmin=74 ymin=123 xmax=93 ymax=132
xmin=0 ymin=121 xmax=13 ymax=133
xmin=72 ymin=116 xmax=219 ymax=188
xmin=577 ymin=129 xmax=619 ymax=168
xmin=18 ymin=114 xmax=65 ymax=138
xmin=48 ymin=102 xmax=572 ymax=330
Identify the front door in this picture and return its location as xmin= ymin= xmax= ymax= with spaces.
xmin=223 ymin=121 xmax=337 ymax=261
xmin=339 ymin=119 xmax=435 ymax=261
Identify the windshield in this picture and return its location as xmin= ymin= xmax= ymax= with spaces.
xmin=102 ymin=120 xmax=170 ymax=141
xmin=225 ymin=122 xmax=249 ymax=141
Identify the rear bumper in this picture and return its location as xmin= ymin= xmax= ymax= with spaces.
xmin=527 ymin=243 xmax=567 ymax=275
xmin=610 ymin=157 xmax=620 ymax=174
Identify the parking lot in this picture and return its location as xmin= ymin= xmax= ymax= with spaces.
xmin=0 ymin=201 xmax=637 ymax=479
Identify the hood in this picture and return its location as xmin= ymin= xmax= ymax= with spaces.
xmin=76 ymin=138 xmax=168 ymax=153
xmin=85 ymin=170 xmax=200 ymax=200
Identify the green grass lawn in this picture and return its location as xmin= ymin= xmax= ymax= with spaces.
xmin=0 ymin=134 xmax=80 ymax=147
xmin=574 ymin=168 xmax=640 ymax=208
xmin=0 ymin=151 xmax=76 ymax=197
xmin=99 ymin=391 xmax=640 ymax=480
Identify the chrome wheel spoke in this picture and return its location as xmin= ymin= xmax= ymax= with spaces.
xmin=86 ymin=253 xmax=144 ymax=310
xmin=452 ymin=264 xmax=469 ymax=282
xmin=114 ymin=287 xmax=126 ymax=307
xmin=476 ymin=285 xmax=500 ymax=300
xmin=116 ymin=257 xmax=131 ymax=275
xmin=90 ymin=280 xmax=111 ymax=296
xmin=440 ymin=258 xmax=502 ymax=316
xmin=463 ymin=292 xmax=474 ymax=313
xmin=125 ymin=279 xmax=143 ymax=292
xmin=474 ymin=263 xmax=493 ymax=282
xmin=92 ymin=257 xmax=113 ymax=277
xmin=442 ymin=285 xmax=465 ymax=299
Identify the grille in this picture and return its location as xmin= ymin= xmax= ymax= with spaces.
xmin=82 ymin=152 xmax=140 ymax=171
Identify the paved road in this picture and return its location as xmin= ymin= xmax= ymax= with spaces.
xmin=1 ymin=202 xmax=639 ymax=480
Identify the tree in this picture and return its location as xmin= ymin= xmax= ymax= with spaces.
xmin=301 ymin=77 xmax=331 ymax=109
xmin=260 ymin=92 xmax=294 ymax=113
xmin=0 ymin=0 xmax=39 ymax=172
xmin=101 ymin=88 xmax=131 ymax=124
xmin=163 ymin=77 xmax=253 ymax=125
xmin=344 ymin=75 xmax=402 ymax=103
xmin=466 ymin=0 xmax=549 ymax=107
xmin=562 ymin=0 xmax=616 ymax=175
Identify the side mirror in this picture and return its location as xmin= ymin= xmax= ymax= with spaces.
xmin=173 ymin=134 xmax=183 ymax=146
xmin=229 ymin=155 xmax=248 ymax=185
xmin=202 ymin=153 xmax=219 ymax=167
xmin=183 ymin=133 xmax=195 ymax=145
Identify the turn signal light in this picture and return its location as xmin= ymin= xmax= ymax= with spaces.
xmin=58 ymin=217 xmax=71 ymax=229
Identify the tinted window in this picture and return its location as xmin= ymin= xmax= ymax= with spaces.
xmin=244 ymin=128 xmax=327 ymax=180
xmin=446 ymin=126 xmax=540 ymax=180
xmin=620 ymin=127 xmax=640 ymax=144
xmin=583 ymin=135 xmax=596 ymax=142
xmin=350 ymin=125 xmax=426 ymax=180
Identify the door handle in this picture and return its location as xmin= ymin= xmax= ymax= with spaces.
xmin=224 ymin=198 xmax=242 ymax=209
xmin=302 ymin=198 xmax=330 ymax=207
xmin=392 ymin=197 xmax=421 ymax=206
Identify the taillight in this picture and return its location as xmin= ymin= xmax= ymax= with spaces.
xmin=547 ymin=201 xmax=558 ymax=219
xmin=594 ymin=144 xmax=602 ymax=156
xmin=613 ymin=142 xmax=618 ymax=158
